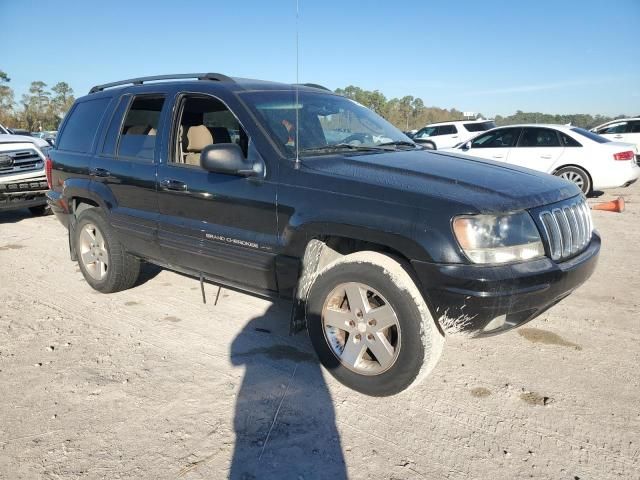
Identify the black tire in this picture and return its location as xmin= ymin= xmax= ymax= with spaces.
xmin=29 ymin=205 xmax=51 ymax=216
xmin=74 ymin=208 xmax=140 ymax=293
xmin=555 ymin=166 xmax=591 ymax=195
xmin=306 ymin=251 xmax=444 ymax=396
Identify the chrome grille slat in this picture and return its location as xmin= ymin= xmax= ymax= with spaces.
xmin=0 ymin=149 xmax=43 ymax=175
xmin=539 ymin=199 xmax=592 ymax=261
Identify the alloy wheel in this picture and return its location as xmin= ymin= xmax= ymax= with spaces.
xmin=79 ymin=223 xmax=109 ymax=280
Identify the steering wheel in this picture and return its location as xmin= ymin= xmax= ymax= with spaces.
xmin=339 ymin=133 xmax=373 ymax=145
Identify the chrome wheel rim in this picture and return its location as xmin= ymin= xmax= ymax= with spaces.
xmin=79 ymin=223 xmax=109 ymax=280
xmin=322 ymin=282 xmax=401 ymax=375
xmin=560 ymin=171 xmax=585 ymax=190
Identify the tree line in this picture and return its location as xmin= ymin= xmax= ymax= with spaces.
xmin=334 ymin=85 xmax=626 ymax=130
xmin=0 ymin=69 xmax=627 ymax=133
xmin=0 ymin=70 xmax=75 ymax=131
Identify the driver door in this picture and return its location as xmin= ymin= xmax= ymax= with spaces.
xmin=464 ymin=127 xmax=521 ymax=163
xmin=156 ymin=91 xmax=279 ymax=294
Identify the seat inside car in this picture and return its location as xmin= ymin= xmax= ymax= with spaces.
xmin=184 ymin=125 xmax=213 ymax=165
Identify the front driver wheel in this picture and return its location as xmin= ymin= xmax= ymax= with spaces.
xmin=555 ymin=166 xmax=591 ymax=195
xmin=29 ymin=205 xmax=51 ymax=216
xmin=307 ymin=251 xmax=444 ymax=396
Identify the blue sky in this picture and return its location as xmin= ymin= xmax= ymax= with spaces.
xmin=3 ymin=0 xmax=639 ymax=117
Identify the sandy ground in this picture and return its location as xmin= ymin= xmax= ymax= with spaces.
xmin=1 ymin=184 xmax=639 ymax=480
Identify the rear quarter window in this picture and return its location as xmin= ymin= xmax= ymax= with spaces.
xmin=57 ymin=97 xmax=111 ymax=153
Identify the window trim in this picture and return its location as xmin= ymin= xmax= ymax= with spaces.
xmin=167 ymin=91 xmax=251 ymax=170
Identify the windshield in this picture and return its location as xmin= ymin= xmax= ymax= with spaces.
xmin=571 ymin=127 xmax=610 ymax=144
xmin=241 ymin=90 xmax=415 ymax=156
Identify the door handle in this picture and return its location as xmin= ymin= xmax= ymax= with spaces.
xmin=492 ymin=155 xmax=504 ymax=159
xmin=161 ymin=179 xmax=188 ymax=191
xmin=613 ymin=135 xmax=623 ymax=139
xmin=90 ymin=167 xmax=111 ymax=177
xmin=540 ymin=155 xmax=552 ymax=159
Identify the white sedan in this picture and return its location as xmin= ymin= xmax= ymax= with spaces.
xmin=443 ymin=124 xmax=640 ymax=194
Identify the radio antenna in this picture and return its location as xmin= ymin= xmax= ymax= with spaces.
xmin=294 ymin=0 xmax=301 ymax=168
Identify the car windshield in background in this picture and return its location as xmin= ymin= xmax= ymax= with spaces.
xmin=464 ymin=121 xmax=496 ymax=132
xmin=571 ymin=127 xmax=610 ymax=144
xmin=241 ymin=91 xmax=415 ymax=156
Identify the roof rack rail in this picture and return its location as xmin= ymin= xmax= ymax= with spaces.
xmin=294 ymin=83 xmax=332 ymax=92
xmin=89 ymin=73 xmax=233 ymax=94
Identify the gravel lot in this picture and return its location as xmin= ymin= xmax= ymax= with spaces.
xmin=1 ymin=184 xmax=639 ymax=479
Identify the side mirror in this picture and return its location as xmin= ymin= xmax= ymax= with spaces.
xmin=462 ymin=141 xmax=472 ymax=150
xmin=200 ymin=143 xmax=256 ymax=176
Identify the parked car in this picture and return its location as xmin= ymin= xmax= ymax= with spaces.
xmin=444 ymin=124 xmax=639 ymax=194
xmin=48 ymin=73 xmax=599 ymax=396
xmin=591 ymin=118 xmax=640 ymax=149
xmin=412 ymin=119 xmax=496 ymax=150
xmin=0 ymin=131 xmax=52 ymax=215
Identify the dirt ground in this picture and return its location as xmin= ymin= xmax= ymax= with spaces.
xmin=1 ymin=184 xmax=639 ymax=480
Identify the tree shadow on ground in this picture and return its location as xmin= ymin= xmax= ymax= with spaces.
xmin=229 ymin=303 xmax=347 ymax=480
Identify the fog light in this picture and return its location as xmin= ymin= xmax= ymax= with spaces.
xmin=483 ymin=315 xmax=507 ymax=332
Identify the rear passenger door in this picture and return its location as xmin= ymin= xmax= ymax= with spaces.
xmin=91 ymin=93 xmax=167 ymax=261
xmin=156 ymin=92 xmax=279 ymax=294
xmin=507 ymin=127 xmax=564 ymax=173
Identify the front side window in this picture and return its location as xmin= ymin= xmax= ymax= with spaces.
xmin=597 ymin=122 xmax=627 ymax=135
xmin=117 ymin=95 xmax=165 ymax=160
xmin=518 ymin=128 xmax=560 ymax=147
xmin=172 ymin=95 xmax=248 ymax=167
xmin=57 ymin=97 xmax=111 ymax=153
xmin=471 ymin=128 xmax=520 ymax=148
xmin=241 ymin=91 xmax=412 ymax=156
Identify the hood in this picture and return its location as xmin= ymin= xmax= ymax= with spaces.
xmin=0 ymin=134 xmax=49 ymax=149
xmin=303 ymin=149 xmax=580 ymax=213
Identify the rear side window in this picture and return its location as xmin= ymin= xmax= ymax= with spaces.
xmin=117 ymin=95 xmax=165 ymax=160
xmin=518 ymin=128 xmax=560 ymax=147
xmin=101 ymin=95 xmax=131 ymax=156
xmin=464 ymin=121 xmax=496 ymax=132
xmin=560 ymin=133 xmax=582 ymax=147
xmin=57 ymin=97 xmax=111 ymax=152
xmin=438 ymin=125 xmax=457 ymax=135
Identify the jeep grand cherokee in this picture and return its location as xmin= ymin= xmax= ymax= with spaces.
xmin=47 ymin=73 xmax=599 ymax=396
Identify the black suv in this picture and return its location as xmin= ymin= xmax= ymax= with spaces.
xmin=48 ymin=73 xmax=600 ymax=396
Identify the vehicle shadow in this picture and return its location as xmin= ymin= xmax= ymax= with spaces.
xmin=0 ymin=209 xmax=37 ymax=224
xmin=229 ymin=303 xmax=347 ymax=480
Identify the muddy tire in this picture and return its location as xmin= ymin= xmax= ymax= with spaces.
xmin=74 ymin=208 xmax=140 ymax=293
xmin=555 ymin=166 xmax=591 ymax=195
xmin=306 ymin=251 xmax=444 ymax=396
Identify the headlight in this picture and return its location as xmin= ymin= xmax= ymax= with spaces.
xmin=452 ymin=211 xmax=544 ymax=264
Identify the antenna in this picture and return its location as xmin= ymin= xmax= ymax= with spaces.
xmin=294 ymin=0 xmax=301 ymax=168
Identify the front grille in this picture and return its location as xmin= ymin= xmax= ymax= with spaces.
xmin=539 ymin=199 xmax=592 ymax=261
xmin=0 ymin=148 xmax=43 ymax=175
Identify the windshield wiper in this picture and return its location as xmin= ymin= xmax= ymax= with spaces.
xmin=301 ymin=143 xmax=385 ymax=153
xmin=376 ymin=140 xmax=417 ymax=149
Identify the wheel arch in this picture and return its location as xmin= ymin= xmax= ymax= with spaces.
xmin=553 ymin=164 xmax=593 ymax=187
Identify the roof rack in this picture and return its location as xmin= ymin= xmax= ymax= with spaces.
xmin=294 ymin=83 xmax=332 ymax=92
xmin=89 ymin=73 xmax=233 ymax=94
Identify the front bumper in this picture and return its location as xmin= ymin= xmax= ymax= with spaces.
xmin=412 ymin=232 xmax=600 ymax=337
xmin=0 ymin=176 xmax=48 ymax=211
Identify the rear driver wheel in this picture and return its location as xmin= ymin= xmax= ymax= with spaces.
xmin=555 ymin=166 xmax=591 ymax=195
xmin=74 ymin=208 xmax=140 ymax=293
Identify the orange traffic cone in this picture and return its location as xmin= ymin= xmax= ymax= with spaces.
xmin=590 ymin=197 xmax=625 ymax=213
